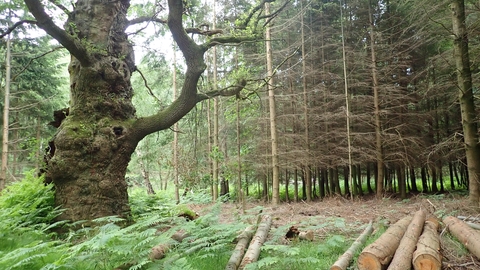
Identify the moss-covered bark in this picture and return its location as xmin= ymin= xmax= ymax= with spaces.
xmin=24 ymin=0 xmax=253 ymax=222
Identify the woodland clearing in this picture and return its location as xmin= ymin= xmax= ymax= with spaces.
xmin=190 ymin=193 xmax=480 ymax=270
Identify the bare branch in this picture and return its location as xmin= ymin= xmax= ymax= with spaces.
xmin=127 ymin=16 xmax=167 ymax=26
xmin=24 ymin=0 xmax=92 ymax=66
xmin=204 ymin=35 xmax=258 ymax=49
xmin=47 ymin=0 xmax=71 ymax=15
xmin=262 ymin=0 xmax=290 ymax=27
xmin=11 ymin=46 xmax=64 ymax=81
xmin=237 ymin=0 xmax=275 ymax=30
xmin=136 ymin=68 xmax=161 ymax=103
xmin=0 ymin=20 xmax=37 ymax=39
xmin=186 ymin=27 xmax=223 ymax=36
xmin=197 ymin=79 xmax=248 ymax=101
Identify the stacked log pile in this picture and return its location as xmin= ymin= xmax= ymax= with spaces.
xmin=351 ymin=211 xmax=480 ymax=270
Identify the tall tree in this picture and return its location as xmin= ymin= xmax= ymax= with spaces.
xmin=451 ymin=0 xmax=480 ymax=207
xmin=368 ymin=0 xmax=384 ymax=198
xmin=265 ymin=1 xmax=280 ymax=205
xmin=22 ymin=0 xmax=261 ymax=222
xmin=0 ymin=34 xmax=11 ymax=191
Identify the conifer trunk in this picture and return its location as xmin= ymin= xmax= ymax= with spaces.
xmin=451 ymin=0 xmax=480 ymax=208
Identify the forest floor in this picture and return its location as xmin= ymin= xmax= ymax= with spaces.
xmin=190 ymin=192 xmax=480 ymax=269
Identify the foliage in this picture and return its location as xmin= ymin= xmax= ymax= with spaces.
xmin=0 ymin=171 xmax=65 ymax=270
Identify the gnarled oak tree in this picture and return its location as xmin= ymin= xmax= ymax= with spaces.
xmin=21 ymin=0 xmax=268 ymax=222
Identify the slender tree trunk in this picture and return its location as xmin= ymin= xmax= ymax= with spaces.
xmin=211 ymin=0 xmax=219 ymax=202
xmin=138 ymin=155 xmax=155 ymax=195
xmin=449 ymin=162 xmax=456 ymax=190
xmin=1 ymin=34 xmax=11 ymax=191
xmin=340 ymin=0 xmax=353 ymax=199
xmin=285 ymin=169 xmax=289 ymax=202
xmin=366 ymin=163 xmax=373 ymax=194
xmin=369 ymin=0 xmax=384 ymax=198
xmin=265 ymin=2 xmax=279 ymax=205
xmin=172 ymin=46 xmax=180 ymax=203
xmin=421 ymin=166 xmax=429 ymax=192
xmin=397 ymin=165 xmax=406 ymax=199
xmin=451 ymin=0 xmax=480 ymax=208
xmin=300 ymin=0 xmax=312 ymax=202
xmin=409 ymin=167 xmax=418 ymax=193
xmin=294 ymin=168 xmax=299 ymax=202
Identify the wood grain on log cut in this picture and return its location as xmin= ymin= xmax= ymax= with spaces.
xmin=225 ymin=225 xmax=256 ymax=270
xmin=444 ymin=216 xmax=480 ymax=259
xmin=412 ymin=219 xmax=441 ymax=270
xmin=239 ymin=215 xmax=272 ymax=269
xmin=387 ymin=209 xmax=426 ymax=270
xmin=357 ymin=216 xmax=412 ymax=270
xmin=331 ymin=220 xmax=373 ymax=270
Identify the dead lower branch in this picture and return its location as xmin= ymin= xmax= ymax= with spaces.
xmin=0 ymin=20 xmax=37 ymax=39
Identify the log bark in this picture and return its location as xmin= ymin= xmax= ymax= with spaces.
xmin=225 ymin=226 xmax=256 ymax=270
xmin=149 ymin=230 xmax=190 ymax=260
xmin=331 ymin=220 xmax=373 ymax=270
xmin=444 ymin=216 xmax=480 ymax=259
xmin=387 ymin=209 xmax=426 ymax=270
xmin=299 ymin=230 xmax=314 ymax=241
xmin=412 ymin=219 xmax=441 ymax=270
xmin=357 ymin=216 xmax=412 ymax=270
xmin=239 ymin=215 xmax=272 ymax=269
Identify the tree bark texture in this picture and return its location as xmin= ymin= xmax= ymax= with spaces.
xmin=357 ymin=216 xmax=412 ymax=270
xmin=412 ymin=219 xmax=441 ymax=270
xmin=239 ymin=215 xmax=272 ymax=269
xmin=331 ymin=220 xmax=373 ymax=270
xmin=225 ymin=225 xmax=255 ymax=270
xmin=451 ymin=0 xmax=480 ymax=208
xmin=444 ymin=216 xmax=480 ymax=259
xmin=387 ymin=209 xmax=426 ymax=270
xmin=368 ymin=1 xmax=384 ymax=198
xmin=23 ymin=0 xmax=243 ymax=222
xmin=265 ymin=2 xmax=280 ymax=206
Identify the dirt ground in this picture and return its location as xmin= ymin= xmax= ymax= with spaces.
xmin=191 ymin=193 xmax=480 ymax=269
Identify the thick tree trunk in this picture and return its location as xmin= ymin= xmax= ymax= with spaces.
xmin=451 ymin=0 xmax=480 ymax=208
xmin=24 ymin=0 xmax=222 ymax=222
xmin=47 ymin=26 xmax=138 ymax=223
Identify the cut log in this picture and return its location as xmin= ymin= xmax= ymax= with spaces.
xmin=239 ymin=215 xmax=272 ymax=269
xmin=357 ymin=216 xmax=412 ymax=270
xmin=285 ymin=226 xmax=314 ymax=241
xmin=330 ymin=220 xmax=373 ymax=270
xmin=149 ymin=230 xmax=190 ymax=260
xmin=412 ymin=219 xmax=441 ymax=270
xmin=225 ymin=225 xmax=256 ymax=270
xmin=444 ymin=216 xmax=480 ymax=259
xmin=299 ymin=230 xmax=314 ymax=241
xmin=387 ymin=209 xmax=426 ymax=270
